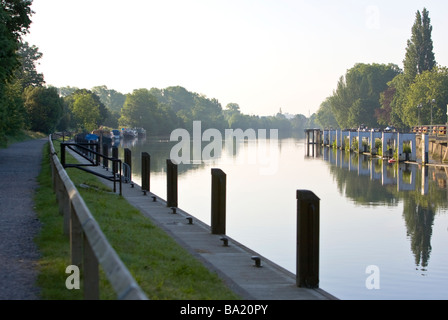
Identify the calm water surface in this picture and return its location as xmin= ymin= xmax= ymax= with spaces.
xmin=115 ymin=136 xmax=448 ymax=300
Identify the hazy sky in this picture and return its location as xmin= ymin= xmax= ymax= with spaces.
xmin=24 ymin=0 xmax=448 ymax=117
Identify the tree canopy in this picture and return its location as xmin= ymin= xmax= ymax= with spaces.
xmin=403 ymin=8 xmax=436 ymax=80
xmin=23 ymin=86 xmax=63 ymax=133
xmin=319 ymin=7 xmax=442 ymax=132
xmin=376 ymin=7 xmax=439 ymax=130
xmin=64 ymin=89 xmax=110 ymax=132
xmin=14 ymin=41 xmax=44 ymax=89
xmin=327 ymin=63 xmax=400 ymax=129
xmin=0 ymin=0 xmax=34 ymax=143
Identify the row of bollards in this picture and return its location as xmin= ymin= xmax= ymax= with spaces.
xmin=121 ymin=149 xmax=321 ymax=290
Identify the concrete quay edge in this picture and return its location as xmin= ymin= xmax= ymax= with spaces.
xmin=68 ymin=149 xmax=339 ymax=300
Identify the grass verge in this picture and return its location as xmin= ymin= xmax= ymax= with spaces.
xmin=34 ymin=139 xmax=241 ymax=300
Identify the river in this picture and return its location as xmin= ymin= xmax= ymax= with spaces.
xmin=112 ymin=135 xmax=448 ymax=300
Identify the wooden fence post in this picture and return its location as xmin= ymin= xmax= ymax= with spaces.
xmin=83 ymin=235 xmax=100 ymax=300
xmin=70 ymin=202 xmax=83 ymax=268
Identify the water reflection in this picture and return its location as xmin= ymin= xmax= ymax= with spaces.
xmin=317 ymin=146 xmax=448 ymax=272
xmin=112 ymin=136 xmax=280 ymax=177
xmin=108 ymin=137 xmax=448 ymax=298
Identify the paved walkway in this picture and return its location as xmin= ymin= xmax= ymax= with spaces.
xmin=0 ymin=138 xmax=47 ymax=300
xmin=69 ymin=147 xmax=338 ymax=300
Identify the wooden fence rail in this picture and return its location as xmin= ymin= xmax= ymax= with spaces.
xmin=49 ymin=135 xmax=148 ymax=300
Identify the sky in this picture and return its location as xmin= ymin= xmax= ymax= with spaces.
xmin=24 ymin=0 xmax=448 ymax=117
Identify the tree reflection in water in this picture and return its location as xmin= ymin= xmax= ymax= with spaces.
xmin=322 ymin=147 xmax=447 ymax=272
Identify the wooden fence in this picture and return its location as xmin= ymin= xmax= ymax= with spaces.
xmin=49 ymin=135 xmax=148 ymax=300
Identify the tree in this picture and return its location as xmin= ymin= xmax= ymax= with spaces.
xmin=191 ymin=95 xmax=225 ymax=131
xmin=0 ymin=1 xmax=33 ymax=142
xmin=65 ymin=89 xmax=109 ymax=132
xmin=401 ymin=67 xmax=448 ymax=127
xmin=58 ymin=86 xmax=79 ymax=97
xmin=1 ymin=0 xmax=33 ymax=38
xmin=148 ymin=86 xmax=227 ymax=132
xmin=316 ymin=97 xmax=339 ymax=128
xmin=119 ymin=88 xmax=160 ymax=133
xmin=71 ymin=94 xmax=100 ymax=132
xmin=329 ymin=63 xmax=400 ymax=129
xmin=378 ymin=8 xmax=438 ymax=129
xmin=91 ymin=85 xmax=126 ymax=113
xmin=0 ymin=8 xmax=18 ymax=85
xmin=0 ymin=0 xmax=33 ymax=84
xmin=403 ymin=8 xmax=436 ymax=80
xmin=14 ymin=41 xmax=45 ymax=89
xmin=2 ymin=81 xmax=26 ymax=135
xmin=23 ymin=86 xmax=64 ymax=134
xmin=290 ymin=114 xmax=308 ymax=137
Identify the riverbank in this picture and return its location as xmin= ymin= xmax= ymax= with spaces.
xmin=36 ymin=138 xmax=242 ymax=299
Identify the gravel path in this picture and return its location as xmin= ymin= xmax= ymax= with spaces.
xmin=0 ymin=138 xmax=47 ymax=300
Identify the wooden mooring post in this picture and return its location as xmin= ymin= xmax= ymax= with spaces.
xmin=296 ymin=190 xmax=320 ymax=288
xmin=211 ymin=169 xmax=226 ymax=235
xmin=141 ymin=152 xmax=150 ymax=193
xmin=124 ymin=148 xmax=132 ymax=178
xmin=112 ymin=146 xmax=119 ymax=174
xmin=102 ymin=143 xmax=109 ymax=169
xmin=166 ymin=159 xmax=178 ymax=208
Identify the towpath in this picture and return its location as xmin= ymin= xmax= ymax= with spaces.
xmin=0 ymin=138 xmax=47 ymax=300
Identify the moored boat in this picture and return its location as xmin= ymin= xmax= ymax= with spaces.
xmin=122 ymin=128 xmax=137 ymax=139
xmin=111 ymin=129 xmax=122 ymax=140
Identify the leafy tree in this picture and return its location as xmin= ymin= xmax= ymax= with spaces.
xmin=65 ymin=89 xmax=109 ymax=132
xmin=316 ymin=97 xmax=338 ymax=128
xmin=1 ymin=0 xmax=33 ymax=38
xmin=401 ymin=67 xmax=448 ymax=127
xmin=58 ymin=86 xmax=79 ymax=97
xmin=23 ymin=86 xmax=64 ymax=133
xmin=148 ymin=86 xmax=226 ymax=132
xmin=378 ymin=8 xmax=438 ymax=129
xmin=152 ymin=86 xmax=196 ymax=114
xmin=270 ymin=112 xmax=292 ymax=137
xmin=225 ymin=103 xmax=240 ymax=114
xmin=14 ymin=41 xmax=45 ymax=89
xmin=91 ymin=85 xmax=126 ymax=113
xmin=223 ymin=103 xmax=241 ymax=124
xmin=119 ymin=88 xmax=161 ymax=133
xmin=228 ymin=112 xmax=251 ymax=129
xmin=329 ymin=63 xmax=400 ymax=129
xmin=0 ymin=0 xmax=33 ymax=83
xmin=403 ymin=8 xmax=436 ymax=80
xmin=0 ymin=0 xmax=33 ymax=142
xmin=71 ymin=94 xmax=100 ymax=132
xmin=2 ymin=81 xmax=26 ymax=134
xmin=191 ymin=95 xmax=225 ymax=131
xmin=0 ymin=9 xmax=18 ymax=85
xmin=291 ymin=114 xmax=308 ymax=132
